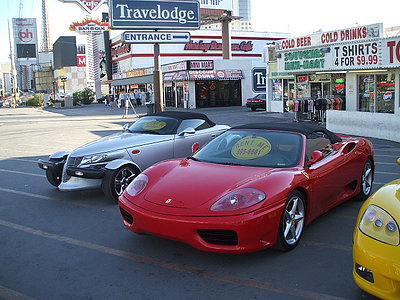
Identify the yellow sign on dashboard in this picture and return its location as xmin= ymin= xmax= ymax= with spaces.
xmin=142 ymin=120 xmax=167 ymax=130
xmin=232 ymin=136 xmax=271 ymax=160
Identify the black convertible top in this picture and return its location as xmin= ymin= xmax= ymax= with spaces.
xmin=232 ymin=121 xmax=342 ymax=143
xmin=148 ymin=111 xmax=216 ymax=127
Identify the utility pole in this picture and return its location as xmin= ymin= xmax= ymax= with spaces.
xmin=8 ymin=20 xmax=18 ymax=108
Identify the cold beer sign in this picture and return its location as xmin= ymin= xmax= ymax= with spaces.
xmin=109 ymin=0 xmax=200 ymax=29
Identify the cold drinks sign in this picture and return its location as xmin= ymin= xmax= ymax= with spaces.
xmin=109 ymin=0 xmax=200 ymax=29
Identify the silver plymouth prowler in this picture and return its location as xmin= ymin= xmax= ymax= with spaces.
xmin=38 ymin=111 xmax=230 ymax=202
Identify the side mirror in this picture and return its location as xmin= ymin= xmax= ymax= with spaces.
xmin=178 ymin=127 xmax=195 ymax=136
xmin=192 ymin=142 xmax=200 ymax=153
xmin=307 ymin=150 xmax=325 ymax=167
xmin=123 ymin=123 xmax=130 ymax=131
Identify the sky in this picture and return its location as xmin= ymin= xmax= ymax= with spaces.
xmin=1 ymin=0 xmax=400 ymax=64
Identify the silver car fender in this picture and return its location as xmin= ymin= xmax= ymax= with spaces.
xmin=104 ymin=159 xmax=141 ymax=172
xmin=49 ymin=151 xmax=70 ymax=160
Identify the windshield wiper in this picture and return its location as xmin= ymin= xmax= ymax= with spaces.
xmin=187 ymin=156 xmax=199 ymax=161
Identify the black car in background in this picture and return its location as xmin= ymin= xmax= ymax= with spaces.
xmin=245 ymin=93 xmax=266 ymax=111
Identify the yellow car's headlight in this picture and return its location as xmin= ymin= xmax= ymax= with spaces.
xmin=359 ymin=205 xmax=399 ymax=246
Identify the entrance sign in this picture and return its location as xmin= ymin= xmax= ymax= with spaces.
xmin=122 ymin=31 xmax=191 ymax=43
xmin=109 ymin=0 xmax=200 ymax=29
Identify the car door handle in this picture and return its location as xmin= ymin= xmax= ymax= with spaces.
xmin=211 ymin=134 xmax=216 ymax=138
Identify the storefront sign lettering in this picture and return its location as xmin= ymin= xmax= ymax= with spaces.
xmin=184 ymin=40 xmax=253 ymax=52
xmin=189 ymin=60 xmax=214 ymax=70
xmin=111 ymin=44 xmax=131 ymax=58
xmin=387 ymin=40 xmax=400 ymax=63
xmin=283 ymin=48 xmax=326 ymax=70
xmin=333 ymin=41 xmax=379 ymax=68
xmin=276 ymin=23 xmax=382 ymax=51
xmin=252 ymin=68 xmax=266 ymax=92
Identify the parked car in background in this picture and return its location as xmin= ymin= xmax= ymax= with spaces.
xmin=119 ymin=122 xmax=374 ymax=253
xmin=38 ymin=111 xmax=230 ymax=202
xmin=245 ymin=93 xmax=266 ymax=111
xmin=353 ymin=157 xmax=400 ymax=299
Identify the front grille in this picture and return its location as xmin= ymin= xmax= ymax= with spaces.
xmin=62 ymin=156 xmax=83 ymax=182
xmin=120 ymin=208 xmax=133 ymax=225
xmin=198 ymin=229 xmax=238 ymax=245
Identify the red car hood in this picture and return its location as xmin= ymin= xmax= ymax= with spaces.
xmin=143 ymin=160 xmax=273 ymax=210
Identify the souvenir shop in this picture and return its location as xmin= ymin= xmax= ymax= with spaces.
xmin=271 ymin=23 xmax=400 ymax=141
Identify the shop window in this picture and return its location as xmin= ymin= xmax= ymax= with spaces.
xmin=358 ymin=74 xmax=395 ymax=114
xmin=272 ymin=79 xmax=283 ymax=101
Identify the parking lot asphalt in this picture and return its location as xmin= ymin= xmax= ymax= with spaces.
xmin=1 ymin=104 xmax=399 ymax=300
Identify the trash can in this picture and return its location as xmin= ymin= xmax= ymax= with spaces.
xmin=146 ymin=103 xmax=155 ymax=114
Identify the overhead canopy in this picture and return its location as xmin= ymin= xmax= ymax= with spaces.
xmin=111 ymin=75 xmax=154 ymax=86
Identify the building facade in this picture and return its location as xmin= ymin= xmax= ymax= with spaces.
xmin=110 ymin=29 xmax=288 ymax=109
xmin=269 ymin=23 xmax=400 ymax=142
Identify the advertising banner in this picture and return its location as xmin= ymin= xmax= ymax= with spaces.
xmin=276 ymin=23 xmax=383 ymax=51
xmin=277 ymin=36 xmax=400 ymax=73
xmin=58 ymin=0 xmax=107 ymax=14
xmin=12 ymin=18 xmax=38 ymax=63
xmin=199 ymin=0 xmax=233 ymax=10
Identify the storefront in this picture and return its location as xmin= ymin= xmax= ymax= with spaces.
xmin=110 ymin=29 xmax=289 ymax=109
xmin=271 ymin=23 xmax=400 ymax=141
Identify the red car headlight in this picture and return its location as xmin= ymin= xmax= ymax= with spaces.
xmin=211 ymin=188 xmax=266 ymax=211
xmin=125 ymin=174 xmax=148 ymax=197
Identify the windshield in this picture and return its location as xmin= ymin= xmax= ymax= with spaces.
xmin=193 ymin=129 xmax=303 ymax=168
xmin=127 ymin=116 xmax=180 ymax=135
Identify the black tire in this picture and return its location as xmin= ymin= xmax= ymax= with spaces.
xmin=251 ymin=107 xmax=257 ymax=111
xmin=45 ymin=158 xmax=64 ymax=187
xmin=355 ymin=159 xmax=373 ymax=201
xmin=102 ymin=165 xmax=139 ymax=202
xmin=277 ymin=191 xmax=306 ymax=251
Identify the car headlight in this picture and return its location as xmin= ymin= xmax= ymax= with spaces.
xmin=359 ymin=205 xmax=399 ymax=246
xmin=80 ymin=150 xmax=125 ymax=166
xmin=125 ymin=174 xmax=148 ymax=197
xmin=211 ymin=188 xmax=266 ymax=211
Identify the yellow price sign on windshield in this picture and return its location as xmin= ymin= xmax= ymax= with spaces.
xmin=232 ymin=136 xmax=271 ymax=160
xmin=142 ymin=120 xmax=167 ymax=130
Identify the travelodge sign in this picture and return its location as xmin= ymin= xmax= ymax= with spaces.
xmin=109 ymin=0 xmax=200 ymax=29
xmin=58 ymin=0 xmax=107 ymax=14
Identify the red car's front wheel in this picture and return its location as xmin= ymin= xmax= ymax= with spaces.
xmin=277 ymin=191 xmax=306 ymax=251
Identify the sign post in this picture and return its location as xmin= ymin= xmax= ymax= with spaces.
xmin=109 ymin=0 xmax=200 ymax=112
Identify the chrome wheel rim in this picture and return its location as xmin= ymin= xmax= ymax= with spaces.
xmin=114 ymin=168 xmax=137 ymax=196
xmin=361 ymin=161 xmax=373 ymax=196
xmin=283 ymin=195 xmax=305 ymax=246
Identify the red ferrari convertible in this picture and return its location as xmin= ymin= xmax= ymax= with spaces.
xmin=119 ymin=122 xmax=374 ymax=253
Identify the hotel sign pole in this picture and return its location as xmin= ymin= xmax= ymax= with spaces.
xmin=153 ymin=42 xmax=163 ymax=112
xmin=109 ymin=0 xmax=200 ymax=113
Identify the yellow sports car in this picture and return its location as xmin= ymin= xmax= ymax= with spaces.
xmin=353 ymin=158 xmax=400 ymax=299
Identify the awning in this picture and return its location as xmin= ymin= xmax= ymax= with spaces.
xmin=188 ymin=70 xmax=244 ymax=80
xmin=111 ymin=74 xmax=154 ymax=86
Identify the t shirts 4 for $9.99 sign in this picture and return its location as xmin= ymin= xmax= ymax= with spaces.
xmin=332 ymin=40 xmax=381 ymax=69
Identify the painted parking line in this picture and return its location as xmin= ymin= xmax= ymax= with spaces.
xmin=0 ymin=187 xmax=114 ymax=212
xmin=0 ymin=219 xmax=347 ymax=300
xmin=0 ymin=157 xmax=39 ymax=163
xmin=0 ymin=285 xmax=37 ymax=300
xmin=0 ymin=168 xmax=45 ymax=178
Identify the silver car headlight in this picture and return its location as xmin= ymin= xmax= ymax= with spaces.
xmin=80 ymin=150 xmax=125 ymax=166
xmin=359 ymin=205 xmax=399 ymax=246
